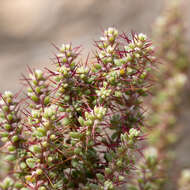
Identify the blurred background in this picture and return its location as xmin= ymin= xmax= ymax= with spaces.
xmin=0 ymin=0 xmax=166 ymax=92
xmin=0 ymin=0 xmax=190 ymax=189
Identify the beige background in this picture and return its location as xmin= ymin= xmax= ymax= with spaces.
xmin=0 ymin=0 xmax=166 ymax=92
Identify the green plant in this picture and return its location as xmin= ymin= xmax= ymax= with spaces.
xmin=0 ymin=27 xmax=156 ymax=190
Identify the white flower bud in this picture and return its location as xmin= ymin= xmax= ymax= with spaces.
xmin=60 ymin=44 xmax=66 ymax=52
xmin=35 ymin=69 xmax=43 ymax=80
xmin=65 ymin=44 xmax=71 ymax=50
xmin=106 ymin=45 xmax=114 ymax=54
xmin=138 ymin=33 xmax=147 ymax=41
xmin=4 ymin=91 xmax=13 ymax=98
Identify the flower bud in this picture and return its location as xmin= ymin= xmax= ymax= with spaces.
xmin=26 ymin=158 xmax=36 ymax=169
xmin=36 ymin=168 xmax=43 ymax=175
xmin=35 ymin=69 xmax=43 ymax=80
xmin=105 ymin=168 xmax=112 ymax=175
xmin=8 ymin=145 xmax=16 ymax=152
xmin=12 ymin=135 xmax=19 ymax=143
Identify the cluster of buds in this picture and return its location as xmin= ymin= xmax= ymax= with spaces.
xmin=0 ymin=27 xmax=156 ymax=189
xmin=79 ymin=106 xmax=107 ymax=127
xmin=27 ymin=69 xmax=50 ymax=106
xmin=0 ymin=91 xmax=22 ymax=155
xmin=0 ymin=91 xmax=24 ymax=189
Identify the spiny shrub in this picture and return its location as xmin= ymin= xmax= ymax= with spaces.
xmin=0 ymin=27 xmax=156 ymax=190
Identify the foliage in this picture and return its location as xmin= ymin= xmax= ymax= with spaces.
xmin=0 ymin=28 xmax=156 ymax=190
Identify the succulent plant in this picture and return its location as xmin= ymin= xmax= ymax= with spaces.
xmin=0 ymin=27 xmax=156 ymax=190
